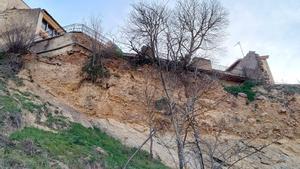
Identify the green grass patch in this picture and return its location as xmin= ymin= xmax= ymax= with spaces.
xmin=0 ymin=96 xmax=21 ymax=113
xmin=224 ymin=81 xmax=256 ymax=102
xmin=10 ymin=123 xmax=168 ymax=169
xmin=0 ymin=51 xmax=6 ymax=60
xmin=0 ymin=147 xmax=50 ymax=169
xmin=0 ymin=79 xmax=7 ymax=92
xmin=12 ymin=93 xmax=44 ymax=113
xmin=45 ymin=114 xmax=69 ymax=129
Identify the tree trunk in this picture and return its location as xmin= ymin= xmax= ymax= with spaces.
xmin=176 ymin=138 xmax=186 ymax=169
xmin=149 ymin=127 xmax=154 ymax=159
xmin=192 ymin=123 xmax=205 ymax=169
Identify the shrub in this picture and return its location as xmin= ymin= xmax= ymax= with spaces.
xmin=82 ymin=56 xmax=110 ymax=83
xmin=281 ymin=85 xmax=300 ymax=95
xmin=106 ymin=42 xmax=123 ymax=58
xmin=224 ymin=81 xmax=256 ymax=102
xmin=154 ymin=97 xmax=169 ymax=111
xmin=82 ymin=42 xmax=123 ymax=83
xmin=0 ymin=51 xmax=6 ymax=60
xmin=0 ymin=25 xmax=35 ymax=54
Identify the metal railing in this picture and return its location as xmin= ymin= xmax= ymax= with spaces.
xmin=63 ymin=23 xmax=110 ymax=43
xmin=34 ymin=23 xmax=110 ymax=43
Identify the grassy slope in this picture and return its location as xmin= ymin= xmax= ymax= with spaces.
xmin=0 ymin=75 xmax=168 ymax=169
xmin=9 ymin=123 xmax=168 ymax=169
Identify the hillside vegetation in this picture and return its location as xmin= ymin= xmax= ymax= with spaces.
xmin=0 ymin=56 xmax=168 ymax=169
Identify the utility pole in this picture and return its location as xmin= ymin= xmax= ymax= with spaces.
xmin=234 ymin=41 xmax=245 ymax=57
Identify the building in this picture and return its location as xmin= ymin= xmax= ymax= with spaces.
xmin=226 ymin=51 xmax=274 ymax=84
xmin=0 ymin=0 xmax=29 ymax=12
xmin=0 ymin=0 xmax=110 ymax=56
xmin=0 ymin=0 xmax=274 ymax=85
xmin=190 ymin=57 xmax=212 ymax=71
xmin=0 ymin=0 xmax=65 ymax=48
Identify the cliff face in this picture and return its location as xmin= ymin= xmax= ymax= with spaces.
xmin=19 ymin=52 xmax=300 ymax=169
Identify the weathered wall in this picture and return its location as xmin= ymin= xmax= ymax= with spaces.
xmin=258 ymin=56 xmax=275 ymax=84
xmin=31 ymin=33 xmax=74 ymax=55
xmin=31 ymin=32 xmax=93 ymax=57
xmin=0 ymin=0 xmax=29 ymax=13
xmin=0 ymin=9 xmax=40 ymax=49
xmin=228 ymin=51 xmax=274 ymax=84
xmin=190 ymin=57 xmax=212 ymax=70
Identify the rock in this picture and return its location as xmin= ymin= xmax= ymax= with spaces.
xmin=238 ymin=92 xmax=247 ymax=98
xmin=256 ymin=95 xmax=267 ymax=100
xmin=261 ymin=112 xmax=268 ymax=117
xmin=95 ymin=147 xmax=108 ymax=156
xmin=67 ymin=50 xmax=74 ymax=55
xmin=200 ymin=99 xmax=216 ymax=105
xmin=248 ymin=118 xmax=256 ymax=123
xmin=278 ymin=108 xmax=287 ymax=114
xmin=256 ymin=87 xmax=268 ymax=95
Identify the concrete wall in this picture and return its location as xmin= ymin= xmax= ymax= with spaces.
xmin=258 ymin=56 xmax=275 ymax=84
xmin=228 ymin=51 xmax=274 ymax=84
xmin=31 ymin=33 xmax=74 ymax=54
xmin=190 ymin=57 xmax=212 ymax=70
xmin=0 ymin=0 xmax=29 ymax=13
xmin=31 ymin=32 xmax=92 ymax=57
xmin=0 ymin=9 xmax=41 ymax=49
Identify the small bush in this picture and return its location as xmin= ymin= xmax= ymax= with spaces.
xmin=154 ymin=97 xmax=169 ymax=111
xmin=0 ymin=25 xmax=34 ymax=54
xmin=45 ymin=114 xmax=69 ymax=130
xmin=281 ymin=85 xmax=300 ymax=95
xmin=0 ymin=54 xmax=25 ymax=77
xmin=106 ymin=42 xmax=123 ymax=58
xmin=0 ymin=51 xmax=6 ymax=60
xmin=82 ymin=43 xmax=123 ymax=83
xmin=128 ymin=56 xmax=153 ymax=68
xmin=12 ymin=93 xmax=43 ymax=113
xmin=224 ymin=81 xmax=256 ymax=102
xmin=0 ymin=79 xmax=7 ymax=92
xmin=115 ymin=47 xmax=123 ymax=58
xmin=82 ymin=57 xmax=110 ymax=83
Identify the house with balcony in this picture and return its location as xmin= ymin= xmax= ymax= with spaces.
xmin=0 ymin=0 xmax=274 ymax=85
xmin=0 ymin=0 xmax=65 ymax=44
xmin=0 ymin=0 xmax=109 ymax=56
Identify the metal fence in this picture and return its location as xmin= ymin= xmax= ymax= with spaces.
xmin=63 ymin=23 xmax=110 ymax=43
xmin=34 ymin=23 xmax=110 ymax=43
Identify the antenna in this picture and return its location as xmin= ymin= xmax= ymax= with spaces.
xmin=234 ymin=41 xmax=245 ymax=57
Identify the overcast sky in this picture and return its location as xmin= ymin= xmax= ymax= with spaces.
xmin=25 ymin=0 xmax=300 ymax=84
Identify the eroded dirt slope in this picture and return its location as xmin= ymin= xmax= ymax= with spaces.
xmin=19 ymin=52 xmax=300 ymax=169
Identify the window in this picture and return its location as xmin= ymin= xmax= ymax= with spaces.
xmin=42 ymin=19 xmax=47 ymax=31
xmin=41 ymin=18 xmax=57 ymax=37
xmin=47 ymin=25 xmax=54 ymax=36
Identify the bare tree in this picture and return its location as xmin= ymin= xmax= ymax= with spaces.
xmin=82 ymin=16 xmax=111 ymax=83
xmin=0 ymin=22 xmax=35 ymax=54
xmin=143 ymin=81 xmax=157 ymax=159
xmin=124 ymin=0 xmax=228 ymax=168
xmin=127 ymin=1 xmax=168 ymax=62
xmin=166 ymin=0 xmax=228 ymax=67
xmin=125 ymin=1 xmax=273 ymax=169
